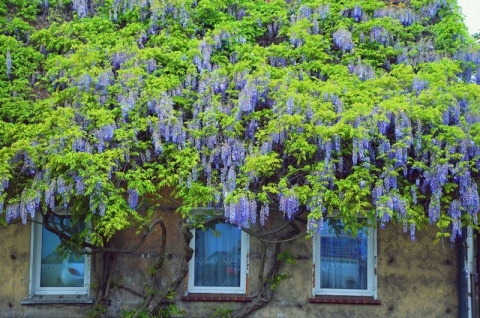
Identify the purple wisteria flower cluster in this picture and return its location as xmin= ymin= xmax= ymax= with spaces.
xmin=370 ymin=26 xmax=391 ymax=47
xmin=332 ymin=29 xmax=353 ymax=53
xmin=5 ymin=50 xmax=11 ymax=78
xmin=72 ymin=0 xmax=88 ymax=19
xmin=420 ymin=0 xmax=447 ymax=20
xmin=224 ymin=195 xmax=258 ymax=228
xmin=348 ymin=61 xmax=375 ymax=81
xmin=374 ymin=6 xmax=416 ymax=26
xmin=279 ymin=193 xmax=299 ymax=220
xmin=342 ymin=5 xmax=365 ymax=23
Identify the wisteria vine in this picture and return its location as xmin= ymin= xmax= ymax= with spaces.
xmin=0 ymin=0 xmax=479 ymax=244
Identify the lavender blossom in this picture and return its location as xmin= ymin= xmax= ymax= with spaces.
xmin=111 ymin=52 xmax=129 ymax=71
xmin=73 ymin=138 xmax=87 ymax=153
xmin=317 ymin=5 xmax=330 ymax=19
xmin=99 ymin=201 xmax=106 ymax=216
xmin=245 ymin=120 xmax=258 ymax=140
xmin=372 ymin=183 xmax=383 ymax=206
xmin=332 ymin=29 xmax=353 ymax=53
xmin=226 ymin=167 xmax=237 ymax=192
xmin=374 ymin=7 xmax=416 ymax=26
xmin=448 ymin=200 xmax=461 ymax=219
xmin=410 ymin=223 xmax=416 ymax=241
xmin=6 ymin=203 xmax=20 ymax=224
xmin=387 ymin=172 xmax=397 ymax=191
xmin=279 ymin=193 xmax=299 ymax=219
xmin=72 ymin=0 xmax=88 ymax=19
xmin=410 ymin=186 xmax=417 ymax=205
xmin=420 ymin=1 xmax=443 ymax=19
xmin=6 ymin=50 xmax=11 ymax=78
xmin=152 ymin=129 xmax=163 ymax=155
xmin=0 ymin=178 xmax=8 ymax=192
xmin=450 ymin=219 xmax=462 ymax=242
xmin=352 ymin=138 xmax=359 ymax=166
xmin=307 ymin=217 xmax=324 ymax=232
xmin=260 ymin=202 xmax=269 ymax=226
xmin=146 ymin=59 xmax=157 ymax=74
xmin=77 ymin=74 xmax=92 ymax=91
xmin=238 ymin=80 xmax=257 ymax=114
xmin=436 ymin=164 xmax=449 ymax=187
xmin=74 ymin=176 xmax=85 ymax=195
xmin=45 ymin=179 xmax=56 ymax=210
xmin=19 ymin=201 xmax=27 ymax=223
xmin=352 ymin=5 xmax=362 ymax=22
xmin=127 ymin=188 xmax=139 ymax=209
xmin=22 ymin=152 xmax=36 ymax=175
xmin=370 ymin=26 xmax=390 ymax=46
xmin=462 ymin=184 xmax=479 ymax=215
xmin=412 ymin=78 xmax=428 ymax=94
xmin=380 ymin=210 xmax=391 ymax=229
xmin=226 ymin=196 xmax=250 ymax=228
xmin=333 ymin=135 xmax=341 ymax=153
xmin=352 ymin=62 xmax=375 ymax=81
xmin=57 ymin=177 xmax=66 ymax=195
xmin=428 ymin=192 xmax=441 ymax=223
xmin=324 ymin=140 xmax=332 ymax=165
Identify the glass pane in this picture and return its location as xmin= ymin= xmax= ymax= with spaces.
xmin=194 ymin=223 xmax=242 ymax=287
xmin=320 ymin=221 xmax=368 ymax=290
xmin=40 ymin=217 xmax=85 ymax=287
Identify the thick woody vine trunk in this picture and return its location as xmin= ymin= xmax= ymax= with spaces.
xmin=145 ymin=222 xmax=194 ymax=315
xmin=233 ymin=226 xmax=301 ymax=318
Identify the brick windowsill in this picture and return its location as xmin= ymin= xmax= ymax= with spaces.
xmin=181 ymin=293 xmax=252 ymax=302
xmin=309 ymin=295 xmax=381 ymax=305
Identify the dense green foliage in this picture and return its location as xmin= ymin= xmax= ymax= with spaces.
xmin=1 ymin=0 xmax=480 ymax=246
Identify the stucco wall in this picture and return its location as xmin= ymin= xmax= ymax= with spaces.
xmin=176 ymin=222 xmax=459 ymax=318
xmin=0 ymin=223 xmax=93 ymax=318
xmin=247 ymin=224 xmax=459 ymax=318
xmin=0 ymin=216 xmax=460 ymax=318
xmin=0 ymin=223 xmax=30 ymax=317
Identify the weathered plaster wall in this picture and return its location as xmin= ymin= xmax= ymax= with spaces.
xmin=0 ymin=223 xmax=30 ymax=317
xmin=249 ymin=224 xmax=459 ymax=318
xmin=0 ymin=223 xmax=93 ymax=318
xmin=103 ymin=209 xmax=188 ymax=317
xmin=177 ymin=223 xmax=459 ymax=318
xmin=0 ymin=216 xmax=460 ymax=318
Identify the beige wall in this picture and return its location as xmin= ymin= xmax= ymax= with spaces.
xmin=178 ymin=223 xmax=459 ymax=318
xmin=0 ymin=223 xmax=92 ymax=318
xmin=0 ymin=222 xmax=30 ymax=317
xmin=247 ymin=224 xmax=459 ymax=318
xmin=0 ymin=216 xmax=460 ymax=318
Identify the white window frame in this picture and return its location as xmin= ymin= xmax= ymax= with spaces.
xmin=188 ymin=223 xmax=249 ymax=294
xmin=313 ymin=223 xmax=377 ymax=298
xmin=29 ymin=214 xmax=91 ymax=296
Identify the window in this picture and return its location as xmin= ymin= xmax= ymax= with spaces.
xmin=313 ymin=220 xmax=376 ymax=298
xmin=29 ymin=214 xmax=91 ymax=296
xmin=188 ymin=222 xmax=249 ymax=294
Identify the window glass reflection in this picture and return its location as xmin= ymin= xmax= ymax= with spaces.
xmin=40 ymin=217 xmax=85 ymax=288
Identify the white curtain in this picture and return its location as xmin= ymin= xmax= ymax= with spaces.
xmin=320 ymin=222 xmax=368 ymax=290
xmin=194 ymin=223 xmax=242 ymax=287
